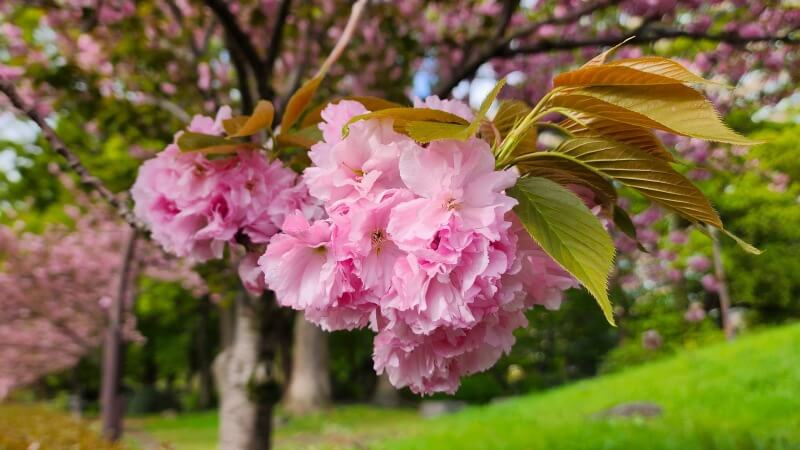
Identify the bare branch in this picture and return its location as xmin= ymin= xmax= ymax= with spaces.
xmin=203 ymin=0 xmax=272 ymax=99
xmin=316 ymin=0 xmax=369 ymax=78
xmin=229 ymin=36 xmax=255 ymax=113
xmin=0 ymin=80 xmax=145 ymax=231
xmin=136 ymin=94 xmax=192 ymax=122
xmin=492 ymin=0 xmax=521 ymax=42
xmin=435 ymin=0 xmax=798 ymax=97
xmin=511 ymin=29 xmax=800 ymax=55
xmin=264 ymin=0 xmax=293 ymax=83
xmin=435 ymin=0 xmax=619 ymax=96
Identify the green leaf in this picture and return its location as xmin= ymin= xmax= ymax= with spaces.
xmin=404 ymin=121 xmax=471 ymax=142
xmin=404 ymin=78 xmax=506 ymax=143
xmin=722 ymin=228 xmax=762 ymax=255
xmin=464 ymin=78 xmax=505 ymax=137
xmin=509 ymin=176 xmax=616 ymax=326
xmin=300 ymin=96 xmax=406 ymax=128
xmin=481 ymin=100 xmax=537 ymax=154
xmin=613 ymin=205 xmax=648 ymax=253
xmin=176 ymin=132 xmax=256 ymax=154
xmin=344 ymin=107 xmax=468 ymax=137
xmin=518 ymin=154 xmax=617 ymax=209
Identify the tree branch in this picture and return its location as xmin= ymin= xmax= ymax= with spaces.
xmin=0 ymin=80 xmax=144 ymax=231
xmin=229 ymin=36 xmax=255 ymax=114
xmin=510 ymin=28 xmax=800 ymax=55
xmin=203 ymin=0 xmax=272 ymax=99
xmin=435 ymin=0 xmax=619 ymax=96
xmin=263 ymin=0 xmax=293 ymax=85
xmin=435 ymin=2 xmax=799 ymax=97
xmin=492 ymin=0 xmax=520 ymax=43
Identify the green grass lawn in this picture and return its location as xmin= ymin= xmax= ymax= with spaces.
xmin=126 ymin=405 xmax=420 ymax=449
xmin=127 ymin=322 xmax=800 ymax=450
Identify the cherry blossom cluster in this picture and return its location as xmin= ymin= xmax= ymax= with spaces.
xmin=259 ymin=99 xmax=578 ymax=394
xmin=131 ymin=107 xmax=318 ymax=265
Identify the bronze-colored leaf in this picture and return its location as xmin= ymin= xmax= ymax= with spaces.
xmin=559 ymin=113 xmax=674 ymax=162
xmin=224 ymin=100 xmax=274 ymax=137
xmin=276 ymin=125 xmax=323 ymax=149
xmin=549 ymin=85 xmax=758 ymax=145
xmin=555 ymin=57 xmax=713 ymax=87
xmin=580 ymin=36 xmax=636 ymax=67
xmin=177 ymin=131 xmax=257 ymax=155
xmin=553 ymin=137 xmax=723 ymax=227
xmin=280 ymin=75 xmax=322 ymax=133
xmin=518 ymin=154 xmax=617 ymax=209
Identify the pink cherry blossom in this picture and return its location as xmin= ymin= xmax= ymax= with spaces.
xmin=687 ymin=254 xmax=711 ymax=273
xmin=132 ymin=107 xmax=317 ymax=262
xmin=261 ymin=98 xmax=577 ymax=394
xmin=413 ymin=95 xmax=475 ymax=121
xmin=701 ymin=274 xmax=720 ymax=293
xmin=238 ymin=253 xmax=267 ymax=295
xmin=684 ymin=302 xmax=706 ymax=323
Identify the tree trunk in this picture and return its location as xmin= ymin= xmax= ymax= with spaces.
xmin=372 ymin=373 xmax=400 ymax=408
xmin=69 ymin=365 xmax=84 ymax=419
xmin=196 ymin=295 xmax=214 ymax=409
xmin=284 ymin=315 xmax=331 ymax=415
xmin=100 ymin=229 xmax=138 ymax=441
xmin=709 ymin=227 xmax=734 ymax=340
xmin=213 ymin=291 xmax=275 ymax=450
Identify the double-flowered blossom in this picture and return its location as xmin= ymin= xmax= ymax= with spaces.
xmin=260 ymin=98 xmax=579 ymax=394
xmin=132 ymin=107 xmax=317 ymax=264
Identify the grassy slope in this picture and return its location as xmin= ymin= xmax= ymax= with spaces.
xmin=381 ymin=322 xmax=800 ymax=450
xmin=130 ymin=323 xmax=800 ymax=450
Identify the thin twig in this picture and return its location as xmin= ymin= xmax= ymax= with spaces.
xmin=316 ymin=0 xmax=369 ymax=78
xmin=136 ymin=94 xmax=191 ymax=122
xmin=0 ymin=80 xmax=145 ymax=231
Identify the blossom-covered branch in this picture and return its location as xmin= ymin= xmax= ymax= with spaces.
xmin=435 ymin=2 xmax=799 ymax=96
xmin=0 ymin=80 xmax=144 ymax=231
xmin=436 ymin=0 xmax=621 ymax=96
xmin=512 ymin=28 xmax=800 ymax=55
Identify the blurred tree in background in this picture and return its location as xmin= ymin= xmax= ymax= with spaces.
xmin=0 ymin=1 xmax=798 ymax=448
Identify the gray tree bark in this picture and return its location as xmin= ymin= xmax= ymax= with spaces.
xmin=372 ymin=372 xmax=400 ymax=408
xmin=284 ymin=315 xmax=331 ymax=415
xmin=213 ymin=291 xmax=273 ymax=450
xmin=196 ymin=295 xmax=214 ymax=409
xmin=100 ymin=229 xmax=138 ymax=441
xmin=709 ymin=227 xmax=735 ymax=340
